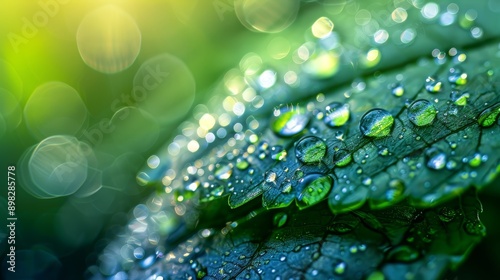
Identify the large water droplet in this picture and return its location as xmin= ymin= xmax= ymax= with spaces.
xmin=295 ymin=136 xmax=327 ymax=164
xmin=407 ymin=99 xmax=437 ymax=126
xmin=448 ymin=67 xmax=468 ymax=85
xmin=477 ymin=103 xmax=500 ymax=127
xmin=425 ymin=76 xmax=442 ymax=93
xmin=296 ymin=175 xmax=332 ymax=209
xmin=324 ymin=102 xmax=350 ymax=127
xmin=271 ymin=106 xmax=310 ymax=137
xmin=359 ymin=108 xmax=394 ymax=137
xmin=425 ymin=147 xmax=447 ymax=170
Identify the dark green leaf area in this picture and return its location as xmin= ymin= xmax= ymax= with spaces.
xmin=166 ymin=41 xmax=500 ymax=219
xmin=124 ymin=189 xmax=483 ymax=280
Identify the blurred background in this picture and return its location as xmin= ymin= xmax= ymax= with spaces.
xmin=1 ymin=0 xmax=500 ymax=279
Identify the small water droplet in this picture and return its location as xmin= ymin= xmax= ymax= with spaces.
xmin=271 ymin=106 xmax=310 ymax=137
xmin=324 ymin=102 xmax=350 ymax=127
xmin=407 ymin=99 xmax=437 ymax=126
xmin=334 ymin=261 xmax=346 ymax=274
xmin=450 ymin=90 xmax=470 ymax=106
xmin=236 ymin=157 xmax=249 ymax=170
xmin=271 ymin=145 xmax=287 ymax=161
xmin=438 ymin=207 xmax=456 ymax=222
xmin=360 ymin=108 xmax=394 ymax=137
xmin=295 ymin=136 xmax=327 ymax=164
xmin=448 ymin=67 xmax=468 ymax=85
xmin=378 ymin=146 xmax=389 ymax=156
xmin=425 ymin=147 xmax=447 ymax=170
xmin=273 ymin=212 xmax=288 ymax=228
xmin=386 ymin=179 xmax=405 ymax=201
xmin=468 ymin=153 xmax=482 ymax=167
xmin=464 ymin=220 xmax=485 ymax=236
xmin=425 ymin=76 xmax=442 ymax=93
xmin=391 ymin=83 xmax=405 ymax=97
xmin=334 ymin=149 xmax=352 ymax=167
xmin=214 ymin=162 xmax=233 ymax=180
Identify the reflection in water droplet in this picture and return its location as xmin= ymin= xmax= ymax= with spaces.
xmin=271 ymin=106 xmax=310 ymax=137
xmin=407 ymin=99 xmax=437 ymax=126
xmin=425 ymin=76 xmax=442 ymax=93
xmin=295 ymin=136 xmax=327 ymax=164
xmin=77 ymin=5 xmax=141 ymax=73
xmin=359 ymin=108 xmax=394 ymax=137
xmin=324 ymin=102 xmax=350 ymax=127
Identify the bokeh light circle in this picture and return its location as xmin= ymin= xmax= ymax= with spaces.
xmin=77 ymin=5 xmax=141 ymax=74
xmin=133 ymin=54 xmax=195 ymax=124
xmin=234 ymin=0 xmax=300 ymax=33
xmin=18 ymin=135 xmax=100 ymax=199
xmin=24 ymin=82 xmax=87 ymax=140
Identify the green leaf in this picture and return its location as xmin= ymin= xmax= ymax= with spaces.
xmin=89 ymin=0 xmax=500 ymax=279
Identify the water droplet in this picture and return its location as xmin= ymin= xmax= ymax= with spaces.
xmin=324 ymin=102 xmax=350 ymax=127
xmin=425 ymin=147 xmax=447 ymax=170
xmin=359 ymin=108 xmax=394 ymax=137
xmin=236 ymin=157 xmax=250 ymax=170
xmin=271 ymin=145 xmax=287 ymax=161
xmin=296 ymin=175 xmax=332 ymax=209
xmin=334 ymin=149 xmax=352 ymax=167
xmin=392 ymin=83 xmax=405 ymax=97
xmin=425 ymin=76 xmax=442 ymax=93
xmin=438 ymin=207 xmax=456 ymax=222
xmin=450 ymin=90 xmax=469 ymax=106
xmin=387 ymin=245 xmax=419 ymax=262
xmin=468 ymin=153 xmax=482 ymax=167
xmin=295 ymin=136 xmax=327 ymax=164
xmin=271 ymin=106 xmax=309 ymax=137
xmin=334 ymin=261 xmax=346 ymax=274
xmin=464 ymin=220 xmax=485 ymax=236
xmin=386 ymin=179 xmax=405 ymax=201
xmin=273 ymin=212 xmax=288 ymax=228
xmin=477 ymin=103 xmax=500 ymax=127
xmin=214 ymin=162 xmax=233 ymax=180
xmin=378 ymin=146 xmax=389 ymax=156
xmin=265 ymin=171 xmax=277 ymax=183
xmin=407 ymin=99 xmax=437 ymax=126
xmin=448 ymin=67 xmax=468 ymax=85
